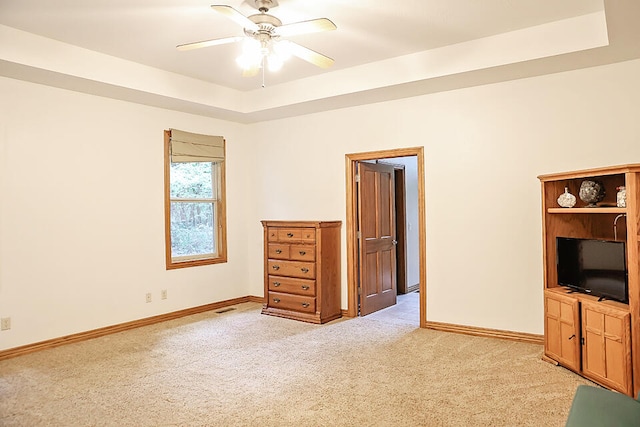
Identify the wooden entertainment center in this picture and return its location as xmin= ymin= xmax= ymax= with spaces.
xmin=539 ymin=164 xmax=640 ymax=398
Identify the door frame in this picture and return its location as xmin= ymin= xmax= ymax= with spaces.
xmin=345 ymin=147 xmax=427 ymax=327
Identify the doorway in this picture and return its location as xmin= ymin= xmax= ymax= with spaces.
xmin=345 ymin=147 xmax=426 ymax=327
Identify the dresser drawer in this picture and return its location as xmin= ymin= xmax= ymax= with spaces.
xmin=268 ymin=275 xmax=316 ymax=296
xmin=299 ymin=228 xmax=316 ymax=242
xmin=289 ymin=244 xmax=315 ymax=261
xmin=267 ymin=227 xmax=279 ymax=242
xmin=276 ymin=228 xmax=303 ymax=242
xmin=270 ymin=227 xmax=316 ymax=243
xmin=268 ymin=260 xmax=315 ymax=279
xmin=268 ymin=291 xmax=316 ymax=313
xmin=268 ymin=243 xmax=290 ymax=259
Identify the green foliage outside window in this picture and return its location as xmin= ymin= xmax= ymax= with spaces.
xmin=170 ymin=162 xmax=213 ymax=198
xmin=170 ymin=162 xmax=217 ymax=258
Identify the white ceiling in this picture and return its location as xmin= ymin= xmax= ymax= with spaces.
xmin=1 ymin=0 xmax=639 ymax=122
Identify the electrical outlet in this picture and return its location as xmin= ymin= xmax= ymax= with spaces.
xmin=1 ymin=317 xmax=11 ymax=331
xmin=161 ymin=289 xmax=167 ymax=300
xmin=145 ymin=293 xmax=152 ymax=303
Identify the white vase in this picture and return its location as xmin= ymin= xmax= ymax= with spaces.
xmin=617 ymin=186 xmax=627 ymax=208
xmin=557 ymin=187 xmax=576 ymax=208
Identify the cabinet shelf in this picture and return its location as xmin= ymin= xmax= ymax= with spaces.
xmin=547 ymin=207 xmax=626 ymax=214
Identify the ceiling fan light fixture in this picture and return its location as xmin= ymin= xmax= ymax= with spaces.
xmin=236 ymin=38 xmax=262 ymax=70
xmin=273 ymin=40 xmax=292 ymax=61
xmin=236 ymin=38 xmax=290 ymax=72
xmin=267 ymin=53 xmax=283 ymax=72
xmin=236 ymin=52 xmax=261 ymax=70
xmin=240 ymin=37 xmax=261 ymax=54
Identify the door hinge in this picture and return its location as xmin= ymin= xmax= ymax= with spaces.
xmin=357 ymin=231 xmax=361 ymax=239
xmin=581 ymin=337 xmax=585 ymax=346
xmin=358 ymin=286 xmax=362 ymax=295
xmin=355 ymin=174 xmax=360 ymax=183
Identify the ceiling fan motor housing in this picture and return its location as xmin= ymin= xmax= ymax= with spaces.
xmin=245 ymin=13 xmax=282 ymax=39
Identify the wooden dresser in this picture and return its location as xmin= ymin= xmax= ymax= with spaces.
xmin=261 ymin=220 xmax=342 ymax=324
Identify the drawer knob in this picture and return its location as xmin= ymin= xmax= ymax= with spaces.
xmin=299 ymin=251 xmax=306 ymax=255
xmin=272 ymin=265 xmax=280 ymax=270
xmin=301 ymin=302 xmax=310 ymax=308
xmin=273 ymin=282 xmax=281 ymax=287
xmin=275 ymin=249 xmax=282 ymax=254
xmin=301 ymin=285 xmax=310 ymax=290
xmin=301 ymin=268 xmax=309 ymax=273
xmin=273 ymin=298 xmax=281 ymax=303
xmin=287 ymin=233 xmax=294 ymax=238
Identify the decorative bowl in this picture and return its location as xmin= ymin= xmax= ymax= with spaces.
xmin=579 ymin=180 xmax=605 ymax=207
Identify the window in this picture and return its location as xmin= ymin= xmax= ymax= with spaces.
xmin=164 ymin=129 xmax=227 ymax=269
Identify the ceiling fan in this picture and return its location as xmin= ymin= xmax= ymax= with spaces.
xmin=177 ymin=0 xmax=337 ymax=77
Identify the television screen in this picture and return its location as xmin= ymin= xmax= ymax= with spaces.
xmin=556 ymin=237 xmax=628 ymax=303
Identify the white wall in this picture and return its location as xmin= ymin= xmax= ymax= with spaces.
xmin=245 ymin=59 xmax=640 ymax=335
xmin=2 ymin=59 xmax=640 ymax=350
xmin=0 ymin=77 xmax=250 ymax=350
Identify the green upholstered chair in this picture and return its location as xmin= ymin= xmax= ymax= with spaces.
xmin=565 ymin=385 xmax=640 ymax=427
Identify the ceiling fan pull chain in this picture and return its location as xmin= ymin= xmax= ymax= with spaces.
xmin=262 ymin=56 xmax=266 ymax=88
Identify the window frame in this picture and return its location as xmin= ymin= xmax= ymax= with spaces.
xmin=164 ymin=130 xmax=227 ymax=269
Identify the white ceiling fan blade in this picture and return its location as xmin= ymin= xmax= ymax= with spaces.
xmin=176 ymin=36 xmax=243 ymax=51
xmin=276 ymin=18 xmax=336 ymax=37
xmin=211 ymin=5 xmax=259 ymax=31
xmin=285 ymin=41 xmax=334 ymax=68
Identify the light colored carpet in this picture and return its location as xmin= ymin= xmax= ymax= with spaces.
xmin=0 ymin=295 xmax=591 ymax=426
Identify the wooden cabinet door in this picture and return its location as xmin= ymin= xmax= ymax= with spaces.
xmin=544 ymin=291 xmax=580 ymax=371
xmin=581 ymin=301 xmax=632 ymax=395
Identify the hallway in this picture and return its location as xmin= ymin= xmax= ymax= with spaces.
xmin=368 ymin=290 xmax=420 ymax=326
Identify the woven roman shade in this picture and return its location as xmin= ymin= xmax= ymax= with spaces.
xmin=170 ymin=129 xmax=224 ymax=163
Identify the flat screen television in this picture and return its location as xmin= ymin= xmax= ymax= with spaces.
xmin=556 ymin=237 xmax=628 ymax=303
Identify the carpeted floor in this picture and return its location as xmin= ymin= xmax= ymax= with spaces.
xmin=0 ymin=295 xmax=591 ymax=426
